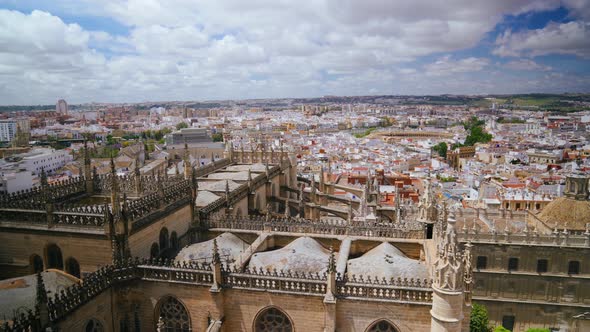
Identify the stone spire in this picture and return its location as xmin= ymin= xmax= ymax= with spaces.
xmin=183 ymin=142 xmax=192 ymax=180
xmin=225 ymin=180 xmax=230 ymax=198
xmin=211 ymin=151 xmax=215 ymax=163
xmin=110 ymin=155 xmax=121 ymax=218
xmin=319 ymin=166 xmax=325 ymax=192
xmin=211 ymin=239 xmax=222 ymax=292
xmin=35 ymin=272 xmax=49 ymax=328
xmin=430 ymin=214 xmax=466 ymax=332
xmin=324 ymin=246 xmax=337 ymax=303
xmin=247 ymin=168 xmax=253 ymax=188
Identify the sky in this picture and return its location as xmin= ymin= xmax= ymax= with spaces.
xmin=0 ymin=0 xmax=589 ymax=105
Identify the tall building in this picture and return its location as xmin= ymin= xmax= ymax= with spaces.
xmin=0 ymin=119 xmax=30 ymax=143
xmin=56 ymin=99 xmax=68 ymax=115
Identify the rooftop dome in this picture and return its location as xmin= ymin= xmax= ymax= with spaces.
xmin=535 ymin=196 xmax=590 ymax=231
xmin=0 ymin=270 xmax=78 ymax=320
xmin=248 ymin=237 xmax=334 ymax=275
xmin=175 ymin=232 xmax=248 ymax=265
xmin=347 ymin=242 xmax=428 ymax=280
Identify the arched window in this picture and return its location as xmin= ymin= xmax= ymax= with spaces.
xmin=85 ymin=318 xmax=104 ymax=332
xmin=159 ymin=228 xmax=169 ymax=250
xmin=157 ymin=296 xmax=191 ymax=332
xmin=170 ymin=232 xmax=179 ymax=251
xmin=568 ymin=261 xmax=580 ymax=274
xmin=30 ymin=254 xmax=44 ymax=273
xmin=254 ymin=307 xmax=293 ymax=332
xmin=45 ymin=244 xmax=63 ymax=270
xmin=65 ymin=257 xmax=81 ymax=278
xmin=366 ymin=320 xmax=400 ymax=332
xmin=151 ymin=243 xmax=160 ymax=259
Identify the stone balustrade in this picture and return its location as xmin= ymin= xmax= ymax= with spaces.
xmin=458 ymin=228 xmax=590 ymax=248
xmin=205 ymin=216 xmax=425 ymax=239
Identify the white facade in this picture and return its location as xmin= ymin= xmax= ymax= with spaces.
xmin=0 ymin=119 xmax=30 ymax=142
xmin=21 ymin=148 xmax=72 ymax=174
xmin=0 ymin=170 xmax=33 ymax=193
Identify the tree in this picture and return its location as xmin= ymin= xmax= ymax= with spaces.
xmin=176 ymin=122 xmax=189 ymax=130
xmin=432 ymin=142 xmax=448 ymax=158
xmin=493 ymin=327 xmax=510 ymax=332
xmin=525 ymin=329 xmax=550 ymax=332
xmin=470 ymin=303 xmax=491 ymax=332
xmin=211 ymin=133 xmax=223 ymax=142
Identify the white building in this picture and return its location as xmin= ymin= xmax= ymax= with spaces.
xmin=0 ymin=119 xmax=30 ymax=142
xmin=0 ymin=170 xmax=33 ymax=193
xmin=0 ymin=148 xmax=72 ymax=175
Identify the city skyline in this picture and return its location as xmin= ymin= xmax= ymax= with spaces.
xmin=0 ymin=1 xmax=589 ymax=105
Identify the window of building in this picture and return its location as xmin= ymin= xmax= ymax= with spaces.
xmin=537 ymin=259 xmax=548 ymax=273
xmin=170 ymin=232 xmax=179 ymax=251
xmin=150 ymin=243 xmax=160 ymax=259
xmin=157 ymin=296 xmax=191 ymax=332
xmin=85 ymin=318 xmax=104 ymax=332
xmin=508 ymin=258 xmax=518 ymax=272
xmin=30 ymin=254 xmax=44 ymax=273
xmin=46 ymin=244 xmax=63 ymax=270
xmin=159 ymin=228 xmax=169 ymax=251
xmin=476 ymin=256 xmax=487 ymax=270
xmin=501 ymin=315 xmax=515 ymax=331
xmin=568 ymin=261 xmax=580 ymax=275
xmin=367 ymin=320 xmax=400 ymax=332
xmin=254 ymin=307 xmax=292 ymax=332
xmin=66 ymin=257 xmax=81 ymax=278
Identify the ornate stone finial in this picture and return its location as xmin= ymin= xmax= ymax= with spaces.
xmin=156 ymin=316 xmax=165 ymax=332
xmin=35 ymin=272 xmax=48 ymax=306
xmin=191 ymin=166 xmax=198 ymax=189
xmin=40 ymin=167 xmax=48 ymax=189
xmin=211 ymin=151 xmax=215 ymax=163
xmin=225 ymin=180 xmax=230 ymax=198
xmin=212 ymin=239 xmax=221 ymax=265
xmin=348 ymin=197 xmax=354 ymax=223
xmin=84 ymin=140 xmax=91 ymax=166
xmin=247 ymin=168 xmax=253 ymax=186
xmin=265 ymin=162 xmax=270 ymax=178
xmin=110 ymin=153 xmax=116 ymax=174
xmin=328 ymin=246 xmax=336 ymax=273
xmin=433 ymin=215 xmax=463 ymax=292
xmin=134 ymin=157 xmax=141 ymax=176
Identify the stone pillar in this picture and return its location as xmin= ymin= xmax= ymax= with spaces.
xmin=430 ymin=287 xmax=464 ymax=332
xmin=323 ymin=248 xmax=337 ymax=332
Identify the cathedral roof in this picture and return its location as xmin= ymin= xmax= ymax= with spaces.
xmin=248 ymin=237 xmax=334 ymax=275
xmin=198 ymin=180 xmax=241 ymax=192
xmin=207 ymin=171 xmax=250 ymax=181
xmin=225 ymin=163 xmax=268 ymax=172
xmin=0 ymin=270 xmax=78 ymax=321
xmin=346 ymin=242 xmax=428 ymax=280
xmin=175 ymin=232 xmax=248 ymax=265
xmin=535 ymin=196 xmax=590 ymax=230
xmin=195 ymin=190 xmax=221 ymax=207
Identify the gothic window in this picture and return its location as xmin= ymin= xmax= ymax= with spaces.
xmin=85 ymin=318 xmax=104 ymax=332
xmin=30 ymin=254 xmax=44 ymax=273
xmin=159 ymin=228 xmax=169 ymax=250
xmin=508 ymin=257 xmax=518 ymax=272
xmin=254 ymin=307 xmax=293 ymax=332
xmin=170 ymin=232 xmax=179 ymax=251
xmin=476 ymin=256 xmax=487 ymax=270
xmin=367 ymin=320 xmax=400 ymax=332
xmin=65 ymin=257 xmax=81 ymax=278
xmin=157 ymin=296 xmax=191 ymax=332
xmin=150 ymin=243 xmax=160 ymax=259
xmin=568 ymin=261 xmax=580 ymax=274
xmin=46 ymin=244 xmax=63 ymax=270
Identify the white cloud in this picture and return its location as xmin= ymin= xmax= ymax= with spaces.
xmin=493 ymin=21 xmax=590 ymax=58
xmin=503 ymin=59 xmax=552 ymax=71
xmin=424 ymin=56 xmax=490 ymax=76
xmin=0 ymin=1 xmax=589 ymax=104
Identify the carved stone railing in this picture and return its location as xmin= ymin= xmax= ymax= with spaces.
xmin=93 ymin=173 xmax=185 ymax=196
xmin=205 ymin=216 xmax=425 ymax=239
xmin=0 ymin=177 xmax=86 ymax=209
xmin=458 ymin=229 xmax=590 ymax=248
xmin=336 ymin=274 xmax=433 ymax=304
xmin=43 ymin=256 xmax=433 ymax=326
xmin=222 ymin=265 xmax=327 ymax=296
xmin=195 ymin=158 xmax=232 ymax=178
